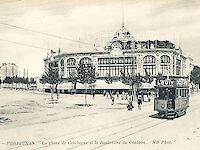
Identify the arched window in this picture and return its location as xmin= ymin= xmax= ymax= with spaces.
xmin=67 ymin=58 xmax=76 ymax=66
xmin=79 ymin=57 xmax=92 ymax=64
xmin=67 ymin=58 xmax=76 ymax=77
xmin=60 ymin=59 xmax=65 ymax=77
xmin=161 ymin=55 xmax=170 ymax=63
xmin=160 ymin=55 xmax=171 ymax=76
xmin=143 ymin=55 xmax=156 ymax=75
xmin=143 ymin=55 xmax=156 ymax=64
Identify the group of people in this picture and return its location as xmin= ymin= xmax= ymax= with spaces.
xmin=103 ymin=90 xmax=148 ymax=110
xmin=103 ymin=90 xmax=119 ymax=105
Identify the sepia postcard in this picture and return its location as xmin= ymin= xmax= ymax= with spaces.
xmin=0 ymin=0 xmax=200 ymax=150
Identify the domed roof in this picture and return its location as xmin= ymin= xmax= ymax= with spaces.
xmin=115 ymin=25 xmax=132 ymax=39
xmin=105 ymin=25 xmax=134 ymax=50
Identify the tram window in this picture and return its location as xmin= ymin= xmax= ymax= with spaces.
xmin=176 ymin=89 xmax=188 ymax=98
xmin=158 ymin=88 xmax=175 ymax=100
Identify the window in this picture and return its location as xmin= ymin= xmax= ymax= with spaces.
xmin=80 ymin=57 xmax=92 ymax=64
xmin=158 ymin=88 xmax=175 ymax=100
xmin=67 ymin=58 xmax=76 ymax=76
xmin=161 ymin=55 xmax=170 ymax=63
xmin=143 ymin=55 xmax=155 ymax=63
xmin=160 ymin=55 xmax=170 ymax=76
xmin=67 ymin=58 xmax=76 ymax=66
xmin=176 ymin=59 xmax=181 ymax=76
xmin=176 ymin=89 xmax=189 ymax=98
xmin=143 ymin=55 xmax=156 ymax=75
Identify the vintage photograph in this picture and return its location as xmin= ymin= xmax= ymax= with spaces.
xmin=0 ymin=0 xmax=200 ymax=149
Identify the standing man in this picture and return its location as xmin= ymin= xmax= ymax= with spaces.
xmin=138 ymin=95 xmax=142 ymax=110
xmin=110 ymin=92 xmax=115 ymax=105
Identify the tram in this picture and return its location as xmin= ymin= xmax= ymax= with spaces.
xmin=154 ymin=78 xmax=189 ymax=119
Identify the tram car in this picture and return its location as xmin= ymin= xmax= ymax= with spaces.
xmin=154 ymin=78 xmax=189 ymax=119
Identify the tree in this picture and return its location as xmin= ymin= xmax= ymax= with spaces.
xmin=3 ymin=76 xmax=12 ymax=88
xmin=29 ymin=78 xmax=36 ymax=84
xmin=41 ymin=66 xmax=63 ymax=101
xmin=190 ymin=65 xmax=200 ymax=89
xmin=77 ymin=63 xmax=97 ymax=106
xmin=120 ymin=70 xmax=143 ymax=103
xmin=67 ymin=70 xmax=79 ymax=93
xmin=39 ymin=74 xmax=47 ymax=93
xmin=13 ymin=76 xmax=19 ymax=89
xmin=105 ymin=73 xmax=113 ymax=84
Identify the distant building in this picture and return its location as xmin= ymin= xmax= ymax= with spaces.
xmin=0 ymin=63 xmax=18 ymax=81
xmin=43 ymin=24 xmax=194 ymax=92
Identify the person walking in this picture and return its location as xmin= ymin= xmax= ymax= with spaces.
xmin=110 ymin=92 xmax=115 ymax=105
xmin=103 ymin=90 xmax=106 ymax=96
xmin=127 ymin=96 xmax=134 ymax=111
xmin=138 ymin=95 xmax=142 ymax=110
xmin=92 ymin=90 xmax=95 ymax=99
xmin=106 ymin=91 xmax=109 ymax=99
xmin=116 ymin=91 xmax=119 ymax=99
xmin=125 ymin=92 xmax=128 ymax=101
xmin=121 ymin=91 xmax=125 ymax=100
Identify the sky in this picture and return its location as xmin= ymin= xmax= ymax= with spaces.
xmin=0 ymin=0 xmax=200 ymax=77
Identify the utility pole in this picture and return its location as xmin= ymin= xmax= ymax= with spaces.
xmin=131 ymin=41 xmax=136 ymax=104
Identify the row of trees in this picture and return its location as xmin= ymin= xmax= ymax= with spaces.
xmin=40 ymin=63 xmax=97 ymax=105
xmin=40 ymin=62 xmax=155 ymax=105
xmin=40 ymin=59 xmax=200 ymax=105
xmin=1 ymin=76 xmax=36 ymax=89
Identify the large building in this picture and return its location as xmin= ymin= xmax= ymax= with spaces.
xmin=44 ymin=25 xmax=193 ymax=92
xmin=0 ymin=63 xmax=18 ymax=81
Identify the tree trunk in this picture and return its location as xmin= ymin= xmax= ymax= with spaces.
xmin=50 ymin=85 xmax=54 ymax=101
xmin=85 ymin=83 xmax=87 ymax=106
xmin=43 ymin=84 xmax=45 ymax=94
xmin=55 ymin=83 xmax=59 ymax=99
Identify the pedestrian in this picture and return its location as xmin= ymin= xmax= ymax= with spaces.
xmin=127 ymin=101 xmax=133 ymax=111
xmin=148 ymin=91 xmax=151 ymax=102
xmin=110 ymin=92 xmax=115 ymax=105
xmin=116 ymin=91 xmax=119 ymax=99
xmin=138 ymin=95 xmax=142 ymax=110
xmin=106 ymin=91 xmax=109 ymax=99
xmin=121 ymin=91 xmax=125 ymax=100
xmin=103 ymin=90 xmax=106 ymax=96
xmin=127 ymin=95 xmax=133 ymax=110
xmin=125 ymin=92 xmax=128 ymax=100
xmin=92 ymin=91 xmax=95 ymax=99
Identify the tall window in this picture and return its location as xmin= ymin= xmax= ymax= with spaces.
xmin=143 ymin=55 xmax=156 ymax=75
xmin=98 ymin=57 xmax=136 ymax=77
xmin=160 ymin=55 xmax=170 ymax=76
xmin=60 ymin=59 xmax=65 ymax=77
xmin=176 ymin=59 xmax=181 ymax=76
xmin=67 ymin=58 xmax=76 ymax=76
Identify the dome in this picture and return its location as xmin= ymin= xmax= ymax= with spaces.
xmin=105 ymin=25 xmax=135 ymax=51
xmin=115 ymin=26 xmax=132 ymax=39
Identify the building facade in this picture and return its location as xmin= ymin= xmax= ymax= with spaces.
xmin=44 ymin=25 xmax=193 ymax=91
xmin=0 ymin=63 xmax=18 ymax=81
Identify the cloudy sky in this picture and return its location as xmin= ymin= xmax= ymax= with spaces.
xmin=0 ymin=0 xmax=200 ymax=77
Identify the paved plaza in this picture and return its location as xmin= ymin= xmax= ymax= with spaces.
xmin=0 ymin=89 xmax=200 ymax=150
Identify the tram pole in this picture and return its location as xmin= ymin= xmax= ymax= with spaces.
xmin=131 ymin=41 xmax=136 ymax=104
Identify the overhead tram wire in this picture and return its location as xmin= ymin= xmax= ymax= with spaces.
xmin=0 ymin=38 xmax=47 ymax=50
xmin=0 ymin=22 xmax=102 ymax=48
